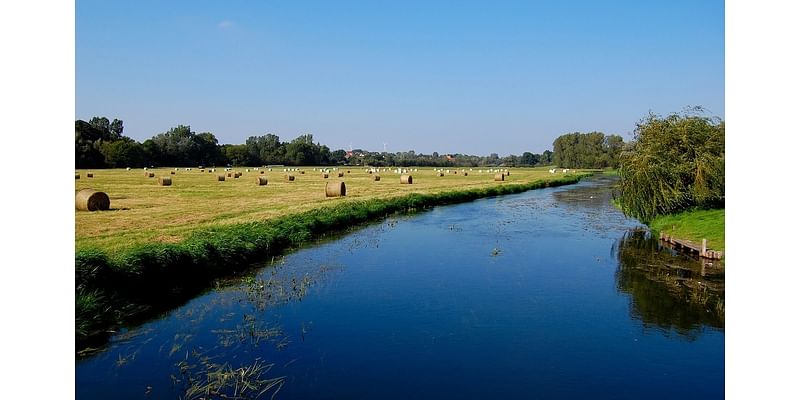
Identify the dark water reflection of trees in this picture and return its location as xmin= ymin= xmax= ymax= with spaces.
xmin=613 ymin=229 xmax=724 ymax=340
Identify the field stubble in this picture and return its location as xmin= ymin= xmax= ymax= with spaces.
xmin=75 ymin=166 xmax=572 ymax=252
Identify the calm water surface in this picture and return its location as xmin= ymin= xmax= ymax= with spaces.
xmin=76 ymin=176 xmax=724 ymax=399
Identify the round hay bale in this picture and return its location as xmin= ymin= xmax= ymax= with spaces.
xmin=170 ymin=171 xmax=176 ymax=175
xmin=505 ymin=171 xmax=511 ymax=176
xmin=337 ymin=171 xmax=344 ymax=177
xmin=257 ymin=176 xmax=268 ymax=186
xmin=217 ymin=174 xmax=226 ymax=181
xmin=87 ymin=173 xmax=94 ymax=178
xmin=227 ymin=172 xmax=232 ymax=177
xmin=235 ymin=172 xmax=241 ymax=178
xmin=322 ymin=173 xmax=329 ymax=179
xmin=494 ymin=173 xmax=505 ymax=181
xmin=300 ymin=170 xmax=305 ymax=174
xmin=347 ymin=170 xmax=351 ymax=174
xmin=373 ymin=174 xmax=381 ymax=181
xmin=286 ymin=174 xmax=295 ymax=181
xmin=75 ymin=189 xmax=110 ymax=211
xmin=200 ymin=169 xmax=205 ymax=173
xmin=260 ymin=170 xmax=265 ymax=174
xmin=158 ymin=176 xmax=172 ymax=186
xmin=147 ymin=172 xmax=155 ymax=178
xmin=325 ymin=181 xmax=346 ymax=197
xmin=75 ymin=173 xmax=80 ymax=180
xmin=401 ymin=174 xmax=413 ymax=184
xmin=463 ymin=172 xmax=468 ymax=176
xmin=437 ymin=172 xmax=444 ymax=177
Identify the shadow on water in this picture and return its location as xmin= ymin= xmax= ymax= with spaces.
xmin=613 ymin=229 xmax=725 ymax=339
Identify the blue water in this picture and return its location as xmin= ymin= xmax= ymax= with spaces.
xmin=76 ymin=176 xmax=724 ymax=399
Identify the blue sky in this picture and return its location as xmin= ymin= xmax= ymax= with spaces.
xmin=76 ymin=0 xmax=724 ymax=155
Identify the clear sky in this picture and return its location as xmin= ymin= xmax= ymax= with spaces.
xmin=76 ymin=0 xmax=724 ymax=155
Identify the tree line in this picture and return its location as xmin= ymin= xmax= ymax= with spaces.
xmin=75 ymin=117 xmax=564 ymax=169
xmin=552 ymin=132 xmax=625 ymax=169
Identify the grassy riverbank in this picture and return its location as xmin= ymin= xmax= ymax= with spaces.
xmin=76 ymin=171 xmax=590 ymax=350
xmin=647 ymin=208 xmax=725 ymax=251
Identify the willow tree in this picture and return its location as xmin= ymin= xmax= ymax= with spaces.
xmin=617 ymin=108 xmax=724 ymax=223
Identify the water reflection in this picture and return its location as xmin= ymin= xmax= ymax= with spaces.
xmin=614 ymin=229 xmax=725 ymax=339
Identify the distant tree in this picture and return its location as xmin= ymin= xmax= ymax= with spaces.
xmin=88 ymin=117 xmax=110 ymax=135
xmin=605 ymin=135 xmax=624 ymax=169
xmin=141 ymin=139 xmax=160 ymax=166
xmin=100 ymin=138 xmax=144 ymax=167
xmin=148 ymin=125 xmax=224 ymax=166
xmin=194 ymin=132 xmax=224 ymax=166
xmin=616 ymin=108 xmax=725 ymax=222
xmin=540 ymin=150 xmax=553 ymax=165
xmin=75 ymin=120 xmax=105 ymax=168
xmin=553 ymin=131 xmax=625 ymax=168
xmin=223 ymin=144 xmax=250 ymax=166
xmin=109 ymin=119 xmax=124 ymax=141
xmin=283 ymin=134 xmax=330 ymax=165
xmin=76 ymin=118 xmax=130 ymax=168
xmin=500 ymin=154 xmax=518 ymax=166
xmin=330 ymin=149 xmax=347 ymax=164
xmin=520 ymin=152 xmax=539 ymax=166
xmin=245 ymin=134 xmax=284 ymax=165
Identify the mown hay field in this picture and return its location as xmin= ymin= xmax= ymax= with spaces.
xmin=75 ymin=166 xmax=578 ymax=252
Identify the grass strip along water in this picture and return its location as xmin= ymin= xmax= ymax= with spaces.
xmin=647 ymin=208 xmax=725 ymax=252
xmin=76 ymin=173 xmax=589 ymax=352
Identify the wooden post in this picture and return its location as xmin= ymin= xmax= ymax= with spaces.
xmin=701 ymin=239 xmax=707 ymax=257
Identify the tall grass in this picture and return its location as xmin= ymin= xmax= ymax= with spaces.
xmin=76 ymin=174 xmax=589 ymax=347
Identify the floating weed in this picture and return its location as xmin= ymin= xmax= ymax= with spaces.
xmin=115 ymin=350 xmax=137 ymax=368
xmin=169 ymin=342 xmax=183 ymax=358
xmin=176 ymin=352 xmax=285 ymax=400
xmin=212 ymin=317 xmax=286 ymax=349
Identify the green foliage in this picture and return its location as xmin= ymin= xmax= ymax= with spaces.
xmin=552 ymin=131 xmax=625 ymax=168
xmin=617 ymin=108 xmax=724 ymax=222
xmin=148 ymin=125 xmax=224 ymax=167
xmin=223 ymin=144 xmax=250 ymax=166
xmin=76 ymin=117 xmax=565 ymax=169
xmin=245 ymin=134 xmax=284 ymax=165
xmin=99 ymin=138 xmax=145 ymax=167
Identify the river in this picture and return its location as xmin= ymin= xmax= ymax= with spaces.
xmin=76 ymin=175 xmax=724 ymax=399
